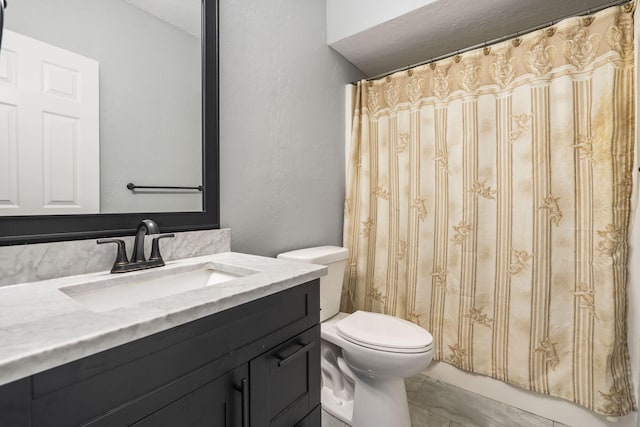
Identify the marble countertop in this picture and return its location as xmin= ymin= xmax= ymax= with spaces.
xmin=0 ymin=252 xmax=326 ymax=387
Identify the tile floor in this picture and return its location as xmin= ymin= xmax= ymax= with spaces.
xmin=321 ymin=373 xmax=568 ymax=427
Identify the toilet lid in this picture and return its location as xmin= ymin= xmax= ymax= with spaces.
xmin=336 ymin=311 xmax=433 ymax=353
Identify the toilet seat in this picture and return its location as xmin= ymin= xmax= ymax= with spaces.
xmin=336 ymin=311 xmax=433 ymax=354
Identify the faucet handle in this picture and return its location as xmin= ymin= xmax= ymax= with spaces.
xmin=97 ymin=239 xmax=129 ymax=273
xmin=149 ymin=233 xmax=175 ymax=263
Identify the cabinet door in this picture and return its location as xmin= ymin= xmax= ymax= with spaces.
xmin=250 ymin=325 xmax=320 ymax=427
xmin=0 ymin=379 xmax=30 ymax=427
xmin=131 ymin=365 xmax=247 ymax=427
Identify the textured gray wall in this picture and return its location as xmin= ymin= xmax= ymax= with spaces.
xmin=219 ymin=0 xmax=364 ymax=256
xmin=6 ymin=0 xmax=202 ymax=213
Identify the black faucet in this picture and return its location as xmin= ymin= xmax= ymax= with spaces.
xmin=131 ymin=219 xmax=160 ymax=264
xmin=97 ymin=219 xmax=174 ymax=273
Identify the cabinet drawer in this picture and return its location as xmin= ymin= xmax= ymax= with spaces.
xmin=31 ymin=280 xmax=319 ymax=427
xmin=250 ymin=325 xmax=320 ymax=427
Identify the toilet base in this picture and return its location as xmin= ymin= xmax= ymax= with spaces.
xmin=351 ymin=377 xmax=411 ymax=427
xmin=322 ymin=378 xmax=411 ymax=427
xmin=321 ymin=386 xmax=354 ymax=425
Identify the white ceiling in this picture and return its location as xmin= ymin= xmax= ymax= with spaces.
xmin=329 ymin=0 xmax=621 ymax=77
xmin=124 ymin=0 xmax=201 ymax=39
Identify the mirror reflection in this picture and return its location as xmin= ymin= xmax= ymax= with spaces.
xmin=0 ymin=0 xmax=202 ymax=216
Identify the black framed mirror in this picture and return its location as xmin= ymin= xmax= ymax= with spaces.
xmin=0 ymin=0 xmax=219 ymax=246
xmin=0 ymin=1 xmax=5 ymax=51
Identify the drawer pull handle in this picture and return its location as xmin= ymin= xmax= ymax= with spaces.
xmin=277 ymin=341 xmax=316 ymax=367
xmin=235 ymin=378 xmax=249 ymax=427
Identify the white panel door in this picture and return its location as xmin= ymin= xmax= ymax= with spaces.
xmin=0 ymin=30 xmax=99 ymax=216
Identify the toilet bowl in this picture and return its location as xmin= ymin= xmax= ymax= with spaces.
xmin=277 ymin=246 xmax=434 ymax=427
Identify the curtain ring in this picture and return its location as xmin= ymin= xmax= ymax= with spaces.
xmin=407 ymin=69 xmax=413 ymax=77
xmin=483 ymin=42 xmax=491 ymax=56
xmin=545 ymin=27 xmax=556 ymax=37
xmin=454 ymin=54 xmax=462 ymax=63
xmin=385 ymin=76 xmax=392 ymax=82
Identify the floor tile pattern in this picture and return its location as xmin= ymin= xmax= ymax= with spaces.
xmin=322 ymin=374 xmax=563 ymax=427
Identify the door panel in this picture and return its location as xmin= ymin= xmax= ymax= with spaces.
xmin=43 ymin=112 xmax=79 ymax=207
xmin=0 ymin=102 xmax=18 ymax=210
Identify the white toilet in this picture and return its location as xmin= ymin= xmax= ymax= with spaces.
xmin=277 ymin=246 xmax=433 ymax=427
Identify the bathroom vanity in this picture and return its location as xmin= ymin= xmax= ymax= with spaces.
xmin=0 ymin=253 xmax=325 ymax=426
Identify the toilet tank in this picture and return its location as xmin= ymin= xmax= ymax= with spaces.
xmin=277 ymin=246 xmax=349 ymax=322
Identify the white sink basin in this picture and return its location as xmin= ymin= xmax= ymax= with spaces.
xmin=60 ymin=267 xmax=244 ymax=312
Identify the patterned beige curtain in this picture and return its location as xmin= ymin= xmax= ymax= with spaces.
xmin=342 ymin=3 xmax=636 ymax=416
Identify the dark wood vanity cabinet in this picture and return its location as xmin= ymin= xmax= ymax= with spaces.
xmin=0 ymin=280 xmax=321 ymax=427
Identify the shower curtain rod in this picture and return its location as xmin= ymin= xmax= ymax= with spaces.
xmin=362 ymin=0 xmax=633 ymax=82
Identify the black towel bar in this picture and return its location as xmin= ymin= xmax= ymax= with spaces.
xmin=126 ymin=183 xmax=203 ymax=192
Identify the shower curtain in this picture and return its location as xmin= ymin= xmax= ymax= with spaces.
xmin=342 ymin=2 xmax=636 ymax=416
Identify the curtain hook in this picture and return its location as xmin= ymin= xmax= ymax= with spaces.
xmin=483 ymin=42 xmax=491 ymax=56
xmin=512 ymin=32 xmax=522 ymax=48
